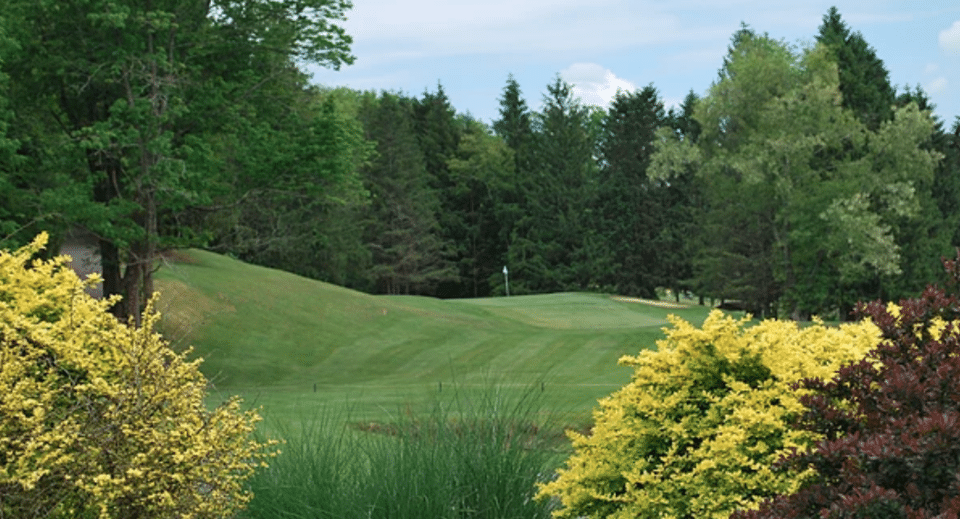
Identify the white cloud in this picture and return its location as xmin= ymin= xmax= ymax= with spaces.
xmin=926 ymin=77 xmax=948 ymax=94
xmin=940 ymin=20 xmax=960 ymax=55
xmin=925 ymin=63 xmax=939 ymax=74
xmin=560 ymin=63 xmax=636 ymax=108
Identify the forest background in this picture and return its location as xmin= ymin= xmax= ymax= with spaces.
xmin=0 ymin=1 xmax=958 ymax=322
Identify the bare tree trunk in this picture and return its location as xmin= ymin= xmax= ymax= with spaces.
xmin=143 ymin=189 xmax=156 ymax=308
xmin=94 ymin=162 xmax=125 ymax=319
xmin=121 ymin=252 xmax=143 ymax=327
xmin=99 ymin=238 xmax=123 ymax=317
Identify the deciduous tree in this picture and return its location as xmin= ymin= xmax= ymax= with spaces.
xmin=445 ymin=118 xmax=516 ymax=297
xmin=0 ymin=11 xmax=27 ymax=243
xmin=3 ymin=0 xmax=354 ymax=323
xmin=202 ymin=92 xmax=373 ymax=286
xmin=651 ymin=29 xmax=941 ymax=318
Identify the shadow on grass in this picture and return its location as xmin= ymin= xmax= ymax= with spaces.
xmin=241 ymin=379 xmax=569 ymax=519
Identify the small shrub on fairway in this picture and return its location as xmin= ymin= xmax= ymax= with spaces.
xmin=0 ymin=234 xmax=276 ymax=518
xmin=536 ymin=310 xmax=878 ymax=519
xmin=733 ymin=254 xmax=960 ymax=519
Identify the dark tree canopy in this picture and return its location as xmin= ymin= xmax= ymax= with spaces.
xmin=507 ymin=76 xmax=598 ymax=294
xmin=594 ymin=85 xmax=668 ymax=298
xmin=359 ymin=92 xmax=456 ymax=295
xmin=816 ymin=6 xmax=896 ymax=131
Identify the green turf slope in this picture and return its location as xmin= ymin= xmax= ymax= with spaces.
xmin=155 ymin=250 xmax=712 ymax=422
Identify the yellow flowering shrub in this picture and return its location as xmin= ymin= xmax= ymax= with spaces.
xmin=0 ymin=234 xmax=276 ymax=518
xmin=537 ymin=310 xmax=880 ymax=519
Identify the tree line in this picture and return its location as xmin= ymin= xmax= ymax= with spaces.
xmin=1 ymin=4 xmax=958 ymax=321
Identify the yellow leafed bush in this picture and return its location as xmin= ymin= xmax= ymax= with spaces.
xmin=0 ymin=234 xmax=276 ymax=519
xmin=536 ymin=310 xmax=879 ymax=519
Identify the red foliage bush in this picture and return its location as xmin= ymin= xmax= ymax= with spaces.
xmin=734 ymin=253 xmax=960 ymax=519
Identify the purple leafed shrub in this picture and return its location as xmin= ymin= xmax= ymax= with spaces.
xmin=734 ymin=253 xmax=960 ymax=519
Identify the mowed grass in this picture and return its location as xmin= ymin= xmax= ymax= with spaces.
xmin=154 ymin=249 xmax=713 ymax=427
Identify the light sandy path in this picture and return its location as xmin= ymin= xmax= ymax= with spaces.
xmin=609 ymin=296 xmax=690 ymax=309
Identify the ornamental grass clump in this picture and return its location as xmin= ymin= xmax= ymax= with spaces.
xmin=536 ymin=309 xmax=879 ymax=519
xmin=0 ymin=233 xmax=276 ymax=519
xmin=244 ymin=383 xmax=561 ymax=519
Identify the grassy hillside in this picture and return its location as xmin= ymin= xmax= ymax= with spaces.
xmin=154 ymin=249 xmax=713 ymax=425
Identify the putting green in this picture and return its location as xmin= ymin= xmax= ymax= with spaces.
xmin=458 ymin=293 xmax=667 ymax=329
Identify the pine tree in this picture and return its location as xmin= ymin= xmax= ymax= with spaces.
xmin=509 ymin=75 xmax=597 ymax=293
xmin=946 ymin=117 xmax=960 ymax=247
xmin=413 ymin=83 xmax=461 ymax=189
xmin=492 ymin=75 xmax=535 ymax=175
xmin=412 ymin=84 xmax=473 ymax=297
xmin=445 ymin=117 xmax=516 ymax=297
xmin=594 ymin=85 xmax=667 ymax=298
xmin=490 ymin=75 xmax=536 ymax=292
xmin=817 ymin=6 xmax=896 ymax=131
xmin=358 ymin=92 xmax=456 ymax=295
xmin=887 ymin=86 xmax=960 ymax=294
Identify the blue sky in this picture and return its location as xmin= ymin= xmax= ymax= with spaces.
xmin=309 ymin=1 xmax=960 ymax=127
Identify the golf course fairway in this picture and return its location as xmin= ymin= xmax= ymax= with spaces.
xmin=154 ymin=249 xmax=714 ymax=427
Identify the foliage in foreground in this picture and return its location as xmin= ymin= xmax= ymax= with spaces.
xmin=0 ymin=234 xmax=275 ymax=519
xmin=244 ymin=384 xmax=560 ymax=519
xmin=537 ymin=310 xmax=879 ymax=519
xmin=734 ymin=254 xmax=960 ymax=518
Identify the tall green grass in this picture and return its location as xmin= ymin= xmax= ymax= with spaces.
xmin=242 ymin=381 xmax=562 ymax=519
